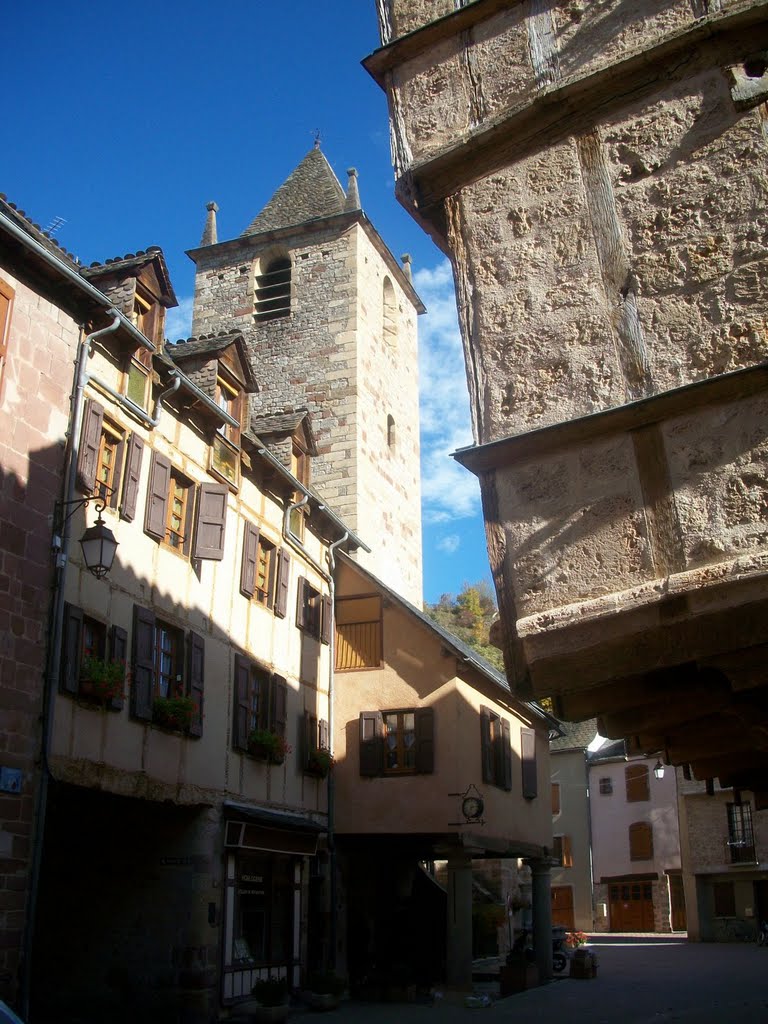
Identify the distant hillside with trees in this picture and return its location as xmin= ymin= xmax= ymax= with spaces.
xmin=425 ymin=580 xmax=504 ymax=673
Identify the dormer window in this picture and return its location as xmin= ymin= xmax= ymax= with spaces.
xmin=289 ymin=440 xmax=310 ymax=539
xmin=131 ymin=287 xmax=163 ymax=347
xmin=211 ymin=371 xmax=242 ymax=488
xmin=125 ymin=346 xmax=153 ymax=411
xmin=254 ymin=256 xmax=291 ymax=323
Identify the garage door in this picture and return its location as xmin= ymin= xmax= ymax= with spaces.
xmin=609 ymin=882 xmax=654 ymax=931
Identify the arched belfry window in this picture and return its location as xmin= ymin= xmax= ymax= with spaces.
xmin=254 ymin=255 xmax=291 ymax=323
xmin=382 ymin=276 xmax=397 ymax=347
xmin=387 ymin=414 xmax=396 ymax=449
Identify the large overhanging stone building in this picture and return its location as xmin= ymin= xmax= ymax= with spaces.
xmin=366 ymin=0 xmax=768 ymax=797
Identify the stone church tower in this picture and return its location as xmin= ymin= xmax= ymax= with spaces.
xmin=188 ymin=145 xmax=425 ymax=604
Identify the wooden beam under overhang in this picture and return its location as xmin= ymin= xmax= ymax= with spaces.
xmin=688 ymin=750 xmax=768 ymax=784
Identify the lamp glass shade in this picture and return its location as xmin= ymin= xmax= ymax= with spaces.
xmin=79 ymin=515 xmax=118 ymax=578
xmin=653 ymin=760 xmax=665 ymax=780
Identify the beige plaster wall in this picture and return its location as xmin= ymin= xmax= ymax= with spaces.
xmin=550 ymin=748 xmax=594 ymax=931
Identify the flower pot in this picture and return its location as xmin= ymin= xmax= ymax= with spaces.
xmin=235 ymin=999 xmax=290 ymax=1023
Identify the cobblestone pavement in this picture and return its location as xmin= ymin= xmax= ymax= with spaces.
xmin=292 ymin=934 xmax=768 ymax=1023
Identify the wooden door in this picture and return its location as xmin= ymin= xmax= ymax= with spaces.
xmin=609 ymin=882 xmax=654 ymax=931
xmin=669 ymin=874 xmax=687 ymax=931
xmin=551 ymin=886 xmax=575 ymax=929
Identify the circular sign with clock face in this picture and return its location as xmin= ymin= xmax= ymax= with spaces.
xmin=462 ymin=795 xmax=484 ymax=821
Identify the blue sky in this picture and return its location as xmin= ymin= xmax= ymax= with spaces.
xmin=3 ymin=0 xmax=492 ymax=604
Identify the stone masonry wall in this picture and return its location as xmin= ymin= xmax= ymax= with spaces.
xmin=0 ymin=270 xmax=79 ymax=1002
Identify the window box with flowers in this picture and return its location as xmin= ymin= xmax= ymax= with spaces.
xmin=79 ymin=656 xmax=126 ymax=705
xmin=306 ymin=748 xmax=333 ymax=779
xmin=248 ymin=729 xmax=291 ymax=765
xmin=153 ymin=692 xmax=198 ymax=732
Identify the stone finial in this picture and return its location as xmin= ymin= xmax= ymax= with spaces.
xmin=200 ymin=201 xmax=219 ymax=246
xmin=345 ymin=168 xmax=361 ymax=212
xmin=401 ymin=253 xmax=413 ymax=283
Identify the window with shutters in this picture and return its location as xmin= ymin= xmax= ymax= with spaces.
xmin=480 ymin=706 xmax=512 ymax=791
xmin=60 ymin=603 xmax=127 ymax=711
xmin=288 ymin=441 xmax=311 ymax=540
xmin=296 ymin=577 xmax=327 ymax=641
xmin=241 ymin=525 xmax=290 ymax=617
xmin=211 ymin=373 xmax=242 ymax=488
xmin=130 ymin=605 xmax=204 ymax=736
xmin=551 ymin=782 xmax=561 ymax=816
xmin=302 ymin=712 xmax=330 ymax=777
xmin=254 ymin=255 xmax=291 ymax=323
xmin=629 ymin=821 xmax=654 ymax=861
xmin=0 ymin=277 xmax=14 ymax=401
xmin=255 ymin=537 xmax=277 ymax=606
xmin=145 ymin=452 xmax=228 ymax=560
xmin=359 ymin=708 xmax=434 ymax=776
xmin=553 ymin=835 xmax=573 ymax=868
xmin=232 ymin=654 xmax=288 ymax=757
xmin=625 ymin=763 xmax=650 ymax=802
xmin=335 ymin=595 xmax=382 ymax=670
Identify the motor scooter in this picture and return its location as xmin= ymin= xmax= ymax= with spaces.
xmin=510 ymin=928 xmax=568 ymax=972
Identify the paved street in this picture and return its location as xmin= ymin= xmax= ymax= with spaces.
xmin=293 ymin=935 xmax=768 ymax=1023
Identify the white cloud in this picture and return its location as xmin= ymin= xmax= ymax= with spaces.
xmin=414 ymin=259 xmax=480 ymax=524
xmin=437 ymin=534 xmax=461 ymax=555
xmin=165 ymin=296 xmax=194 ymax=342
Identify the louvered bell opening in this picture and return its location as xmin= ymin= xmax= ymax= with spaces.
xmin=254 ymin=258 xmax=291 ymax=323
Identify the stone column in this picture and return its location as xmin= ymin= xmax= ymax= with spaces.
xmin=445 ymin=852 xmax=474 ymax=992
xmin=526 ymin=858 xmax=553 ymax=980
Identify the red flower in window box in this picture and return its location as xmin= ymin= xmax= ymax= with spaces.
xmin=306 ymin=749 xmax=334 ymax=779
xmin=248 ymin=729 xmax=291 ymax=765
xmin=79 ymin=656 xmax=125 ymax=704
xmin=153 ymin=694 xmax=197 ymax=732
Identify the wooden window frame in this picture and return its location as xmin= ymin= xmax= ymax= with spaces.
xmin=60 ymin=603 xmax=126 ymax=711
xmin=383 ymin=710 xmax=418 ymax=775
xmin=255 ymin=535 xmax=277 ymax=608
xmin=153 ymin=619 xmax=184 ymax=699
xmin=165 ymin=469 xmax=193 ymax=553
xmin=232 ymin=654 xmax=288 ymax=753
xmin=130 ymin=605 xmax=203 ymax=735
xmin=359 ymin=707 xmax=434 ymax=776
xmin=553 ymin=835 xmax=573 ymax=869
xmin=0 ymin=277 xmax=15 ymax=400
xmin=296 ymin=577 xmax=322 ymax=640
xmin=480 ymin=706 xmax=512 ymax=791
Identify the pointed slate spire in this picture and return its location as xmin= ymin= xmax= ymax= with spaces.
xmin=401 ymin=253 xmax=413 ymax=283
xmin=345 ymin=168 xmax=361 ymax=212
xmin=200 ymin=202 xmax=219 ymax=246
xmin=242 ymin=148 xmax=346 ymax=236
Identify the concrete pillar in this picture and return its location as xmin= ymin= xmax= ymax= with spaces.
xmin=527 ymin=858 xmax=553 ymax=980
xmin=445 ymin=852 xmax=474 ymax=992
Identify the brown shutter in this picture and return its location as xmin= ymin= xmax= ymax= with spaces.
xmin=319 ymin=718 xmax=329 ymax=751
xmin=502 ymin=718 xmax=512 ymax=791
xmin=145 ymin=450 xmax=171 ymax=540
xmin=302 ymin=710 xmax=318 ymax=770
xmin=629 ymin=822 xmax=653 ymax=861
xmin=359 ymin=711 xmax=384 ymax=776
xmin=120 ymin=432 xmax=144 ymax=521
xmin=131 ymin=605 xmax=155 ymax=721
xmin=480 ymin=706 xmax=493 ymax=784
xmin=109 ymin=624 xmax=127 ymax=711
xmin=295 ymin=576 xmax=307 ymax=630
xmin=187 ymin=631 xmax=205 ymax=738
xmin=521 ymin=726 xmax=537 ymax=799
xmin=551 ymin=782 xmax=561 ymax=816
xmin=233 ymin=654 xmax=251 ymax=750
xmin=320 ymin=594 xmax=332 ymax=645
xmin=625 ymin=764 xmax=650 ymax=802
xmin=108 ymin=436 xmax=125 ymax=510
xmin=182 ymin=483 xmax=196 ymax=556
xmin=240 ymin=521 xmax=259 ymax=598
xmin=415 ymin=707 xmax=435 ymax=774
xmin=77 ymin=398 xmax=104 ymax=494
xmin=271 ymin=675 xmax=288 ymax=739
xmin=274 ymin=549 xmax=291 ymax=619
xmin=61 ymin=603 xmax=83 ymax=694
xmin=194 ymin=483 xmax=228 ymax=560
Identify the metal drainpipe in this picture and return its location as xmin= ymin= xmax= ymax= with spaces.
xmin=21 ymin=313 xmax=120 ymax=1018
xmin=88 ymin=370 xmax=180 ymax=429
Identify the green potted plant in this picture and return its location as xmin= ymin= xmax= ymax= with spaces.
xmin=306 ymin=748 xmax=333 ymax=779
xmin=304 ymin=970 xmax=345 ymax=1011
xmin=248 ymin=728 xmax=291 ymax=765
xmin=152 ymin=692 xmax=197 ymax=731
xmin=248 ymin=975 xmax=290 ymax=1022
xmin=79 ymin=656 xmax=125 ymax=704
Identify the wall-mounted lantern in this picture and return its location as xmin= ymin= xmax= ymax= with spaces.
xmin=653 ymin=760 xmax=665 ymax=780
xmin=54 ymin=495 xmax=118 ymax=579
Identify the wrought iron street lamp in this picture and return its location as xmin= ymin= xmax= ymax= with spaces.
xmin=54 ymin=494 xmax=118 ymax=578
xmin=653 ymin=759 xmax=665 ymax=780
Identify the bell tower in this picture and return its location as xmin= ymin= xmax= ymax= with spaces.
xmin=188 ymin=146 xmax=425 ymax=604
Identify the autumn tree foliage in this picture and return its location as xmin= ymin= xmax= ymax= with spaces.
xmin=426 ymin=580 xmax=504 ymax=672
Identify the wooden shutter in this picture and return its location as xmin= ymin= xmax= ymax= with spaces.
xmin=131 ymin=604 xmax=155 ymax=721
xmin=629 ymin=822 xmax=653 ymax=861
xmin=274 ymin=549 xmax=291 ymax=618
xmin=414 ymin=707 xmax=435 ymax=774
xmin=320 ymin=594 xmax=332 ymax=645
xmin=145 ymin=450 xmax=171 ymax=540
xmin=120 ymin=433 xmax=144 ymax=521
xmin=551 ymin=782 xmax=561 ymax=816
xmin=109 ymin=624 xmax=127 ymax=711
xmin=302 ymin=710 xmax=318 ymax=769
xmin=359 ymin=711 xmax=384 ymax=776
xmin=271 ymin=675 xmax=288 ymax=738
xmin=295 ymin=576 xmax=307 ymax=630
xmin=77 ymin=398 xmax=104 ymax=494
xmin=561 ymin=835 xmax=573 ymax=868
xmin=233 ymin=654 xmax=251 ymax=750
xmin=187 ymin=631 xmax=205 ymax=737
xmin=521 ymin=726 xmax=537 ymax=799
xmin=319 ymin=718 xmax=329 ymax=751
xmin=502 ymin=718 xmax=513 ymax=791
xmin=61 ymin=603 xmax=83 ymax=694
xmin=240 ymin=522 xmax=260 ymax=597
xmin=480 ymin=706 xmax=493 ymax=784
xmin=194 ymin=483 xmax=228 ymax=560
xmin=625 ymin=764 xmax=650 ymax=802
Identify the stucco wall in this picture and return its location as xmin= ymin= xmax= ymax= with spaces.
xmin=550 ymin=748 xmax=594 ymax=931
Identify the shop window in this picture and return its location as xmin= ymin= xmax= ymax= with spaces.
xmin=232 ymin=655 xmax=287 ymax=753
xmin=0 ymin=277 xmax=14 ymax=400
xmin=131 ymin=604 xmax=204 ymax=735
xmin=553 ymin=835 xmax=573 ymax=868
xmin=625 ymin=763 xmax=650 ymax=802
xmin=551 ymin=782 xmax=561 ymax=816
xmin=629 ymin=821 xmax=654 ymax=861
xmin=229 ymin=853 xmax=295 ymax=968
xmin=60 ymin=603 xmax=127 ymax=711
xmin=359 ymin=708 xmax=434 ymax=776
xmin=599 ymin=777 xmax=613 ymax=795
xmin=480 ymin=706 xmax=511 ymax=790
xmin=335 ymin=595 xmax=382 ymax=670
xmin=254 ymin=256 xmax=291 ymax=323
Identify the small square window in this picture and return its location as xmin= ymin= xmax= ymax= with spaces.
xmin=599 ymin=777 xmax=613 ymax=795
